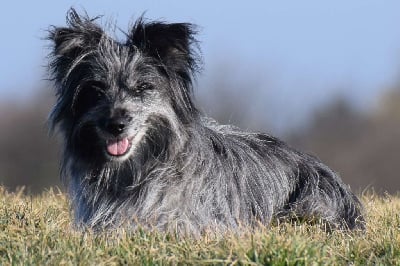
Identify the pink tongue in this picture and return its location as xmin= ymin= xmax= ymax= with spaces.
xmin=106 ymin=138 xmax=129 ymax=156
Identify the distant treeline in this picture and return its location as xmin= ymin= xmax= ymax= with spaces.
xmin=0 ymin=82 xmax=399 ymax=194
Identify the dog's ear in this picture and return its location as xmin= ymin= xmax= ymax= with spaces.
xmin=128 ymin=19 xmax=201 ymax=122
xmin=48 ymin=9 xmax=105 ymax=131
xmin=128 ymin=19 xmax=200 ymax=77
xmin=48 ymin=9 xmax=104 ymax=82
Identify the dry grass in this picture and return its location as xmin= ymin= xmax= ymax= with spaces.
xmin=0 ymin=186 xmax=399 ymax=265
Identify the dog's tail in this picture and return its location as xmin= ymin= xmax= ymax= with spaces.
xmin=284 ymin=160 xmax=365 ymax=230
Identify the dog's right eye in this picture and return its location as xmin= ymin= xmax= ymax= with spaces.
xmin=72 ymin=82 xmax=105 ymax=116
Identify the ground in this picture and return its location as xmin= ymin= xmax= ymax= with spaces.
xmin=0 ymin=187 xmax=399 ymax=265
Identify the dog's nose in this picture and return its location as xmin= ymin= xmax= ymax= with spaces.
xmin=105 ymin=118 xmax=127 ymax=136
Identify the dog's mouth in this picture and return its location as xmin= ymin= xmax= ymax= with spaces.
xmin=106 ymin=137 xmax=133 ymax=157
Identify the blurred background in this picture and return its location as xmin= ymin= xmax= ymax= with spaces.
xmin=1 ymin=1 xmax=400 ymax=194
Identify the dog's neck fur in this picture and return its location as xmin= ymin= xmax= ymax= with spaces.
xmin=65 ymin=115 xmax=195 ymax=228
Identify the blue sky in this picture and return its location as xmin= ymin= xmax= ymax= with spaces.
xmin=1 ymin=1 xmax=400 ymax=131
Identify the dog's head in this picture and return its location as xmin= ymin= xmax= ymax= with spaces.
xmin=48 ymin=9 xmax=200 ymax=163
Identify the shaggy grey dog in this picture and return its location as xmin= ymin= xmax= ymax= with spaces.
xmin=48 ymin=9 xmax=364 ymax=234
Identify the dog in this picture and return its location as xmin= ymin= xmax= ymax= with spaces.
xmin=48 ymin=9 xmax=364 ymax=234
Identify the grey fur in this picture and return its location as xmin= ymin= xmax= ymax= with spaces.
xmin=48 ymin=9 xmax=364 ymax=235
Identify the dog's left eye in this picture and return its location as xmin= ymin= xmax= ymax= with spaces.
xmin=132 ymin=83 xmax=153 ymax=97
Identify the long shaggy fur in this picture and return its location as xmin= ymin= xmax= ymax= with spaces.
xmin=48 ymin=9 xmax=364 ymax=234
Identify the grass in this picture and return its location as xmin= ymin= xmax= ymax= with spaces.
xmin=0 ymin=186 xmax=399 ymax=265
